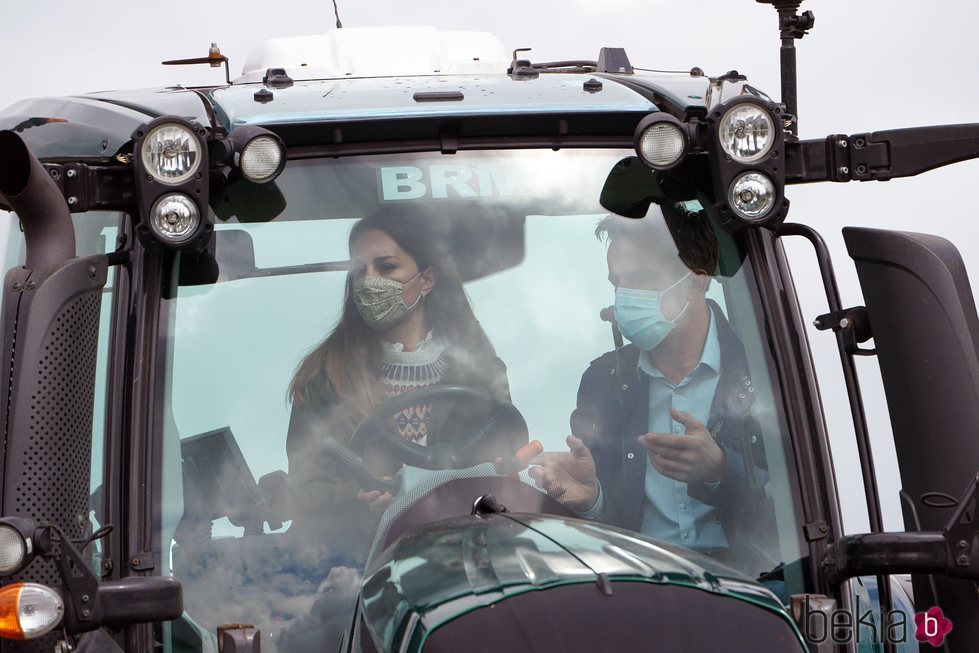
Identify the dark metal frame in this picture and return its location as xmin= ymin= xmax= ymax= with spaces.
xmin=744 ymin=228 xmax=842 ymax=599
xmin=776 ymin=222 xmax=895 ymax=653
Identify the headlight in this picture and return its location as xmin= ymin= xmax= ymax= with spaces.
xmin=149 ymin=193 xmax=201 ymax=243
xmin=719 ymin=104 xmax=774 ymax=163
xmin=0 ymin=583 xmax=64 ymax=640
xmin=140 ymin=122 xmax=203 ymax=185
xmin=634 ymin=114 xmax=688 ymax=170
xmin=728 ymin=172 xmax=776 ymax=220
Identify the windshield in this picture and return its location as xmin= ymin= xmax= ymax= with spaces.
xmin=158 ymin=149 xmax=808 ymax=651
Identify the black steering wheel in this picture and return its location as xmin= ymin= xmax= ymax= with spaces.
xmin=348 ymin=385 xmax=528 ymax=471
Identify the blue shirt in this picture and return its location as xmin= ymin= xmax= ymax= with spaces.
xmin=636 ymin=312 xmax=728 ymax=551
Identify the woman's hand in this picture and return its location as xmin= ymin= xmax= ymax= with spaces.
xmin=357 ymin=477 xmax=394 ymax=513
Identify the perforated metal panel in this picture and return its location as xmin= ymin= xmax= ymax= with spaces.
xmin=14 ymin=291 xmax=100 ymax=530
xmin=0 ymin=255 xmax=108 ymax=652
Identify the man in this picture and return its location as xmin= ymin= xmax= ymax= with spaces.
xmin=531 ymin=202 xmax=775 ymax=574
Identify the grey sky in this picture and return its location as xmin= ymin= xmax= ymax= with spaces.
xmin=2 ymin=0 xmax=978 ymax=534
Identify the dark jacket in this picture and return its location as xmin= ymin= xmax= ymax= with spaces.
xmin=286 ymin=347 xmax=512 ymax=561
xmin=570 ymin=303 xmax=778 ymax=576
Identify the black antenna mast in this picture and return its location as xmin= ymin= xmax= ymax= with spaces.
xmin=756 ymin=1 xmax=814 ymax=137
xmin=332 ymin=0 xmax=343 ymax=28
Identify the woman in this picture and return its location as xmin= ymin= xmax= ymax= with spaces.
xmin=286 ymin=208 xmax=512 ymax=560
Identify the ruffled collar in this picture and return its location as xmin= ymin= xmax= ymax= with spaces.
xmin=380 ymin=331 xmax=445 ymax=366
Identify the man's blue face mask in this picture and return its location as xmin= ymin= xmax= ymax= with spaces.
xmin=613 ymin=271 xmax=691 ymax=351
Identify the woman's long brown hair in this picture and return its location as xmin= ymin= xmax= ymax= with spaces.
xmin=289 ymin=207 xmax=497 ymax=428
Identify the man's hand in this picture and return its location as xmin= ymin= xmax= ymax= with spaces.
xmin=528 ymin=435 xmax=599 ymax=513
xmin=638 ymin=407 xmax=725 ymax=484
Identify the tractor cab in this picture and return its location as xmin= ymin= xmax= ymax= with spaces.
xmin=0 ymin=4 xmax=978 ymax=652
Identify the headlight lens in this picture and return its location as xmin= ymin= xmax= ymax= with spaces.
xmin=0 ymin=583 xmax=64 ymax=640
xmin=637 ymin=122 xmax=687 ymax=169
xmin=240 ymin=135 xmax=284 ymax=182
xmin=140 ymin=123 xmax=202 ymax=185
xmin=729 ymin=172 xmax=776 ymax=220
xmin=149 ymin=194 xmax=201 ymax=243
xmin=0 ymin=526 xmax=27 ymax=576
xmin=719 ymin=104 xmax=774 ymax=163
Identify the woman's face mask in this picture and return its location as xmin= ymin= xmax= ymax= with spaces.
xmin=613 ymin=271 xmax=691 ymax=351
xmin=352 ymin=269 xmax=424 ymax=331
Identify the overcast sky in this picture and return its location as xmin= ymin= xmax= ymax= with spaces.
xmin=2 ymin=0 xmax=978 ymax=533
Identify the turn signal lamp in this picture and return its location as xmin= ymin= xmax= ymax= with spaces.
xmin=0 ymin=583 xmax=64 ymax=640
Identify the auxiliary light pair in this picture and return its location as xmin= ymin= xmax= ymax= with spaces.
xmin=134 ymin=119 xmax=286 ymax=249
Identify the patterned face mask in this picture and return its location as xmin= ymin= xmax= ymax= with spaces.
xmin=613 ymin=271 xmax=691 ymax=351
xmin=352 ymin=270 xmax=424 ymax=331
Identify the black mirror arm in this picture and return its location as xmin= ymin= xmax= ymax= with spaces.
xmin=824 ymin=474 xmax=979 ymax=585
xmin=786 ymin=124 xmax=979 ymax=184
xmin=49 ymin=524 xmax=103 ymax=635
xmin=43 ymin=524 xmax=183 ymax=636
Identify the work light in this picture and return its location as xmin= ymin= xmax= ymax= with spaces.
xmin=634 ymin=113 xmax=688 ymax=170
xmin=229 ymin=126 xmax=287 ymax=183
xmin=0 ymin=518 xmax=38 ymax=577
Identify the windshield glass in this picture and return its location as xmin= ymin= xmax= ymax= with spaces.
xmin=159 ymin=149 xmax=808 ymax=651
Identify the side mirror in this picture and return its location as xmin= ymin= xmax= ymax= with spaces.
xmin=825 ymin=474 xmax=979 ymax=583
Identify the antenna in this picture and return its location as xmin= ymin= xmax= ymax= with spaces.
xmin=332 ymin=0 xmax=343 ymax=28
xmin=755 ymin=1 xmax=814 ymax=138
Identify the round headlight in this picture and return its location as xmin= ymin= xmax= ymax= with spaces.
xmin=140 ymin=123 xmax=203 ymax=185
xmin=728 ymin=172 xmax=776 ymax=220
xmin=0 ymin=526 xmax=27 ymax=576
xmin=637 ymin=121 xmax=687 ymax=169
xmin=149 ymin=194 xmax=201 ymax=243
xmin=0 ymin=583 xmax=64 ymax=640
xmin=240 ymin=135 xmax=284 ymax=183
xmin=719 ymin=104 xmax=775 ymax=163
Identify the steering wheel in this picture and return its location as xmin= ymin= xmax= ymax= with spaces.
xmin=347 ymin=385 xmax=528 ymax=471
